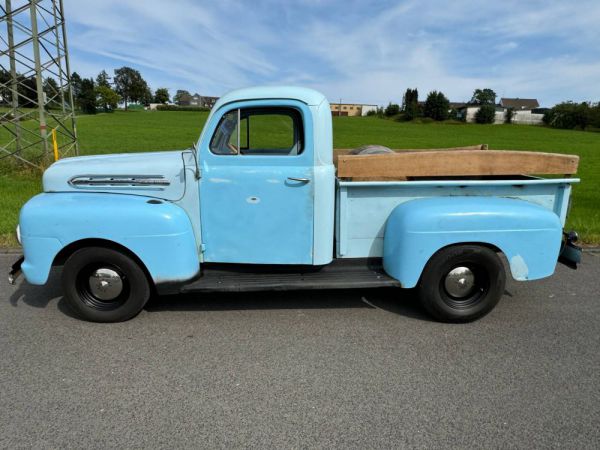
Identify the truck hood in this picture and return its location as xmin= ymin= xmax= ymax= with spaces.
xmin=42 ymin=151 xmax=188 ymax=201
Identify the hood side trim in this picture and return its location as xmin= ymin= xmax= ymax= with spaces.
xmin=69 ymin=175 xmax=170 ymax=188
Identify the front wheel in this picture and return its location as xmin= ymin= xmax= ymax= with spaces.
xmin=417 ymin=245 xmax=506 ymax=323
xmin=62 ymin=247 xmax=151 ymax=322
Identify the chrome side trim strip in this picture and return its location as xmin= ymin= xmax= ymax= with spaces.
xmin=68 ymin=175 xmax=171 ymax=188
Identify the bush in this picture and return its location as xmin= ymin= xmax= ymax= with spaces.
xmin=393 ymin=112 xmax=410 ymax=122
xmin=156 ymin=105 xmax=209 ymax=112
xmin=366 ymin=106 xmax=385 ymax=117
xmin=384 ymin=103 xmax=400 ymax=117
xmin=125 ymin=104 xmax=145 ymax=111
xmin=474 ymin=105 xmax=496 ymax=124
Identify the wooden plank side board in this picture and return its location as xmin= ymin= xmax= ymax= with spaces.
xmin=337 ymin=150 xmax=579 ymax=178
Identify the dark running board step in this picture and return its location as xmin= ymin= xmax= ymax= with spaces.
xmin=180 ymin=258 xmax=401 ymax=293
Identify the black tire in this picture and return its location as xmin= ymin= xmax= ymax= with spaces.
xmin=417 ymin=245 xmax=505 ymax=323
xmin=61 ymin=247 xmax=151 ymax=322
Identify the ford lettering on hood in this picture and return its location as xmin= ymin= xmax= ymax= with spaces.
xmin=42 ymin=151 xmax=187 ymax=201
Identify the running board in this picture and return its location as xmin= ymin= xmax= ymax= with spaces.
xmin=178 ymin=258 xmax=401 ymax=293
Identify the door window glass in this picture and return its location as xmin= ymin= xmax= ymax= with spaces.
xmin=210 ymin=107 xmax=303 ymax=156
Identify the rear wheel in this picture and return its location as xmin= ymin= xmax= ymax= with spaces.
xmin=62 ymin=247 xmax=151 ymax=322
xmin=417 ymin=245 xmax=505 ymax=322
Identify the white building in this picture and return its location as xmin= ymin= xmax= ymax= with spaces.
xmin=457 ymin=97 xmax=545 ymax=125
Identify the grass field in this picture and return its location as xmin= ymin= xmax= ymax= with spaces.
xmin=1 ymin=110 xmax=598 ymax=246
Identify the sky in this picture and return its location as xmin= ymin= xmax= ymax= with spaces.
xmin=63 ymin=0 xmax=600 ymax=107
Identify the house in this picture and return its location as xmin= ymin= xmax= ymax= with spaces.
xmin=455 ymin=97 xmax=545 ymax=125
xmin=499 ymin=98 xmax=540 ymax=110
xmin=189 ymin=94 xmax=219 ymax=109
xmin=449 ymin=102 xmax=467 ymax=110
xmin=177 ymin=93 xmax=219 ymax=108
xmin=177 ymin=92 xmax=193 ymax=106
xmin=499 ymin=98 xmax=544 ymax=124
xmin=330 ymin=103 xmax=378 ymax=116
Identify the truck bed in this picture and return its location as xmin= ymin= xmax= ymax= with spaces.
xmin=335 ymin=177 xmax=578 ymax=258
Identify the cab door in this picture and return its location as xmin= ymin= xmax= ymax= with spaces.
xmin=199 ymin=100 xmax=314 ymax=264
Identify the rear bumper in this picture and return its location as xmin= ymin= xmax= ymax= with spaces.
xmin=558 ymin=231 xmax=581 ymax=270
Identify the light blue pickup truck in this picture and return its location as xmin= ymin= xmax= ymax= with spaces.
xmin=9 ymin=87 xmax=582 ymax=322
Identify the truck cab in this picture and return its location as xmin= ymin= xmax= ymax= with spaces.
xmin=197 ymin=87 xmax=335 ymax=265
xmin=10 ymin=86 xmax=582 ymax=323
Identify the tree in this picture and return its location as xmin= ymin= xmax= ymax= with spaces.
xmin=96 ymin=70 xmax=111 ymax=88
xmin=17 ymin=75 xmax=38 ymax=108
xmin=76 ymin=78 xmax=97 ymax=114
xmin=505 ymin=107 xmax=515 ymax=124
xmin=543 ymin=102 xmax=591 ymax=130
xmin=0 ymin=69 xmax=12 ymax=104
xmin=154 ymin=87 xmax=169 ymax=104
xmin=173 ymin=89 xmax=192 ymax=106
xmin=470 ymin=88 xmax=497 ymax=105
xmin=43 ymin=77 xmax=61 ymax=108
xmin=70 ymin=72 xmax=82 ymax=99
xmin=589 ymin=103 xmax=600 ymax=129
xmin=113 ymin=66 xmax=149 ymax=110
xmin=95 ymin=85 xmax=120 ymax=112
xmin=141 ymin=86 xmax=153 ymax=106
xmin=384 ymin=102 xmax=400 ymax=117
xmin=423 ymin=91 xmax=450 ymax=121
xmin=402 ymin=88 xmax=420 ymax=120
xmin=474 ymin=104 xmax=496 ymax=124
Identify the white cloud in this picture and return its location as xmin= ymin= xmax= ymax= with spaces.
xmin=63 ymin=0 xmax=600 ymax=105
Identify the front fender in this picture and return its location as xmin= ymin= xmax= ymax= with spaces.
xmin=383 ymin=196 xmax=562 ymax=288
xmin=19 ymin=193 xmax=200 ymax=285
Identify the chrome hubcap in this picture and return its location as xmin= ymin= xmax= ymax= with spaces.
xmin=444 ymin=266 xmax=475 ymax=298
xmin=89 ymin=268 xmax=123 ymax=301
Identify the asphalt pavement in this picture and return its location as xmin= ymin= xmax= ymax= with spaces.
xmin=1 ymin=252 xmax=599 ymax=449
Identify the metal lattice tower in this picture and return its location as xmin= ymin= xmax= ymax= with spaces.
xmin=0 ymin=0 xmax=78 ymax=170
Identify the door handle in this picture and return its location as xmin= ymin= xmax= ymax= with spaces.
xmin=287 ymin=177 xmax=310 ymax=183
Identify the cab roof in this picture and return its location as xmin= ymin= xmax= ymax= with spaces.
xmin=214 ymin=86 xmax=327 ymax=109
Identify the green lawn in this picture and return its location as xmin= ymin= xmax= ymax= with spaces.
xmin=1 ymin=111 xmax=598 ymax=246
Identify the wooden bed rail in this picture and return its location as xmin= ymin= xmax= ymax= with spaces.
xmin=336 ymin=150 xmax=579 ymax=179
xmin=334 ymin=144 xmax=488 ymax=156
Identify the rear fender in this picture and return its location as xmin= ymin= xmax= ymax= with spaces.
xmin=19 ymin=193 xmax=200 ymax=285
xmin=383 ymin=196 xmax=562 ymax=288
